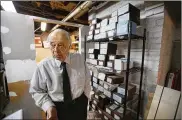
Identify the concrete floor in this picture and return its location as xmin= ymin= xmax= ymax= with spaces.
xmin=3 ymin=81 xmax=46 ymax=119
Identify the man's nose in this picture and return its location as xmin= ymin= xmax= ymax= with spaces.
xmin=54 ymin=45 xmax=59 ymax=52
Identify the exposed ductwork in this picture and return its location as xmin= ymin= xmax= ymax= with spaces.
xmin=51 ymin=1 xmax=92 ymax=31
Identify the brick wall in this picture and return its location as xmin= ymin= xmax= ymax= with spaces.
xmin=88 ymin=1 xmax=165 ymax=117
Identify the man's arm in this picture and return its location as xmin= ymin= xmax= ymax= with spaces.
xmin=84 ymin=62 xmax=91 ymax=99
xmin=29 ymin=67 xmax=55 ymax=112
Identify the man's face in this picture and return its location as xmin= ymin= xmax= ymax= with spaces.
xmin=49 ymin=32 xmax=70 ymax=61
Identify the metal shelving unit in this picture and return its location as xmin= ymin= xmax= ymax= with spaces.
xmin=85 ymin=25 xmax=146 ymax=119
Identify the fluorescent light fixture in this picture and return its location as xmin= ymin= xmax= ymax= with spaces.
xmin=1 ymin=1 xmax=17 ymax=13
xmin=41 ymin=22 xmax=47 ymax=31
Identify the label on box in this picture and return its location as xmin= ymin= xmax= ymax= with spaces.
xmin=101 ymin=18 xmax=109 ymax=27
xmin=93 ymin=100 xmax=97 ymax=105
xmin=106 ymin=108 xmax=111 ymax=114
xmin=107 ymin=77 xmax=112 ymax=83
xmin=96 ymin=23 xmax=101 ymax=28
xmin=104 ymin=83 xmax=109 ymax=90
xmin=88 ymin=49 xmax=94 ymax=53
xmin=100 ymin=49 xmax=107 ymax=54
xmin=100 ymin=94 xmax=106 ymax=99
xmin=92 ymin=59 xmax=97 ymax=65
xmin=92 ymin=104 xmax=96 ymax=109
xmin=98 ymin=55 xmax=105 ymax=61
xmin=98 ymin=86 xmax=104 ymax=92
xmin=95 ymin=29 xmax=100 ymax=34
xmin=99 ymin=61 xmax=104 ymax=66
xmin=107 ymin=30 xmax=115 ymax=37
xmin=98 ymin=110 xmax=102 ymax=114
xmin=113 ymin=93 xmax=122 ymax=103
xmin=89 ymin=54 xmax=94 ymax=59
xmin=104 ymin=89 xmax=111 ymax=98
xmin=98 ymin=73 xmax=106 ymax=81
xmin=110 ymin=104 xmax=118 ymax=110
xmin=109 ymin=16 xmax=118 ymax=23
xmin=89 ymin=30 xmax=94 ymax=35
xmin=109 ymin=55 xmax=115 ymax=60
xmin=93 ymin=77 xmax=98 ymax=83
xmin=99 ymin=80 xmax=104 ymax=86
xmin=117 ymin=87 xmax=129 ymax=95
xmin=100 ymin=43 xmax=108 ymax=49
xmin=114 ymin=114 xmax=120 ymax=120
xmin=107 ymin=61 xmax=113 ymax=67
xmin=93 ymin=82 xmax=98 ymax=88
xmin=95 ymin=94 xmax=99 ymax=99
xmin=104 ymin=116 xmax=108 ymax=120
xmin=95 ymin=43 xmax=99 ymax=49
xmin=114 ymin=59 xmax=123 ymax=71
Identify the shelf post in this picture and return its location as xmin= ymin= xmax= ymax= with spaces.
xmin=123 ymin=21 xmax=132 ymax=118
xmin=137 ymin=29 xmax=146 ymax=120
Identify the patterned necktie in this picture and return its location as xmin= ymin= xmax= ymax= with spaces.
xmin=61 ymin=62 xmax=72 ymax=103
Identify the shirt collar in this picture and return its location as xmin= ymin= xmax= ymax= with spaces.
xmin=55 ymin=53 xmax=70 ymax=67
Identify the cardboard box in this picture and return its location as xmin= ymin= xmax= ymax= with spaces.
xmin=88 ymin=49 xmax=100 ymax=54
xmin=117 ymin=3 xmax=140 ymax=25
xmin=99 ymin=80 xmax=104 ymax=86
xmin=93 ymin=76 xmax=99 ymax=84
xmin=98 ymin=54 xmax=107 ymax=61
xmin=98 ymin=60 xmax=105 ymax=66
xmin=103 ymin=82 xmax=118 ymax=91
xmin=100 ymin=42 xmax=117 ymax=49
xmin=92 ymin=18 xmax=101 ymax=24
xmin=98 ymin=85 xmax=104 ymax=92
xmin=90 ymin=59 xmax=98 ymax=65
xmin=118 ymin=12 xmax=140 ymax=25
xmin=107 ymin=61 xmax=114 ymax=68
xmin=98 ymin=72 xmax=115 ymax=81
xmin=100 ymin=49 xmax=107 ymax=55
xmin=93 ymin=82 xmax=98 ymax=89
xmin=96 ymin=23 xmax=101 ymax=28
xmin=117 ymin=83 xmax=136 ymax=98
xmin=107 ymin=30 xmax=116 ymax=37
xmin=105 ymin=104 xmax=120 ymax=115
xmin=111 ymin=10 xmax=118 ymax=17
xmin=87 ymin=35 xmax=93 ymax=40
xmin=109 ymin=55 xmax=125 ymax=60
xmin=89 ymin=30 xmax=94 ymax=35
xmin=114 ymin=58 xmax=133 ymax=71
xmin=109 ymin=16 xmax=118 ymax=23
xmin=101 ymin=18 xmax=109 ymax=27
xmin=89 ymin=54 xmax=97 ymax=59
xmin=100 ymin=27 xmax=107 ymax=33
xmin=107 ymin=23 xmax=117 ymax=31
xmin=95 ymin=43 xmax=100 ymax=49
xmin=95 ymin=29 xmax=100 ymax=34
xmin=106 ymin=75 xmax=124 ymax=84
xmin=104 ymin=89 xmax=112 ymax=98
xmin=90 ymin=25 xmax=96 ymax=30
xmin=113 ymin=92 xmax=124 ymax=104
xmin=116 ymin=21 xmax=137 ymax=36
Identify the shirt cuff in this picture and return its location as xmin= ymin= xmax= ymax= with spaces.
xmin=41 ymin=100 xmax=55 ymax=112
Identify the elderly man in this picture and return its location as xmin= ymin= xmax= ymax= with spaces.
xmin=29 ymin=29 xmax=91 ymax=120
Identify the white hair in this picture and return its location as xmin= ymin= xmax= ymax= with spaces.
xmin=47 ymin=29 xmax=72 ymax=45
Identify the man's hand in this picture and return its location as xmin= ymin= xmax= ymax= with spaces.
xmin=46 ymin=107 xmax=58 ymax=120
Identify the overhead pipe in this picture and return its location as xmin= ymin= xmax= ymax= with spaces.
xmin=51 ymin=1 xmax=92 ymax=31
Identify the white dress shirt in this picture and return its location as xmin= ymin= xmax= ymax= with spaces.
xmin=29 ymin=53 xmax=91 ymax=112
